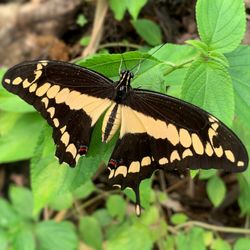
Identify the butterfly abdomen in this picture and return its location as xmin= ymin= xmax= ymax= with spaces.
xmin=102 ymin=103 xmax=121 ymax=143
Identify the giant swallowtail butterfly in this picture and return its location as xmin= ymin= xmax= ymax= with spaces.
xmin=2 ymin=59 xmax=248 ymax=216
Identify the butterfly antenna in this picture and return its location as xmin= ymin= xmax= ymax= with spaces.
xmin=130 ymin=43 xmax=166 ymax=73
xmin=121 ymin=53 xmax=128 ymax=70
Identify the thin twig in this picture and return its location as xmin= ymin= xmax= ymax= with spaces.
xmin=174 ymin=220 xmax=250 ymax=235
xmin=98 ymin=42 xmax=142 ymax=50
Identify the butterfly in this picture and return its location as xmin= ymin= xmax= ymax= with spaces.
xmin=2 ymin=59 xmax=248 ymax=216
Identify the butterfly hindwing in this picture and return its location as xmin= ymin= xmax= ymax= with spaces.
xmin=3 ymin=60 xmax=115 ymax=166
xmin=108 ymin=89 xmax=248 ymax=198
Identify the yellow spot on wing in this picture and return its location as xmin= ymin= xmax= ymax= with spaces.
xmin=47 ymin=107 xmax=55 ymax=118
xmin=205 ymin=142 xmax=213 ymax=156
xmin=55 ymin=88 xmax=70 ymax=103
xmin=36 ymin=83 xmax=51 ymax=97
xmin=159 ymin=157 xmax=168 ymax=165
xmin=4 ymin=79 xmax=11 ymax=84
xmin=60 ymin=125 xmax=66 ymax=134
xmin=61 ymin=132 xmax=70 ymax=146
xmin=66 ymin=143 xmax=77 ymax=158
xmin=214 ymin=146 xmax=223 ymax=157
xmin=225 ymin=150 xmax=235 ymax=163
xmin=237 ymin=161 xmax=244 ymax=167
xmin=182 ymin=149 xmax=193 ymax=159
xmin=41 ymin=97 xmax=49 ymax=108
xmin=128 ymin=161 xmax=140 ymax=173
xmin=170 ymin=150 xmax=181 ymax=162
xmin=29 ymin=83 xmax=37 ymax=93
xmin=108 ymin=168 xmax=115 ymax=179
xmin=23 ymin=79 xmax=32 ymax=88
xmin=114 ymin=165 xmax=127 ymax=177
xmin=141 ymin=156 xmax=151 ymax=166
xmin=211 ymin=122 xmax=219 ymax=131
xmin=47 ymin=85 xmax=60 ymax=99
xmin=168 ymin=124 xmax=179 ymax=146
xmin=13 ymin=77 xmax=22 ymax=85
xmin=192 ymin=133 xmax=204 ymax=155
xmin=179 ymin=128 xmax=191 ymax=148
xmin=53 ymin=118 xmax=59 ymax=127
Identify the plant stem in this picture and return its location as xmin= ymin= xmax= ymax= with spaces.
xmin=163 ymin=59 xmax=194 ymax=76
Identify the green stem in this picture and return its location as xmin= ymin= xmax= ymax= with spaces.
xmin=99 ymin=42 xmax=142 ymax=50
xmin=163 ymin=59 xmax=194 ymax=76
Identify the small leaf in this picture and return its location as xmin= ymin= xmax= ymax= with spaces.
xmin=106 ymin=195 xmax=126 ymax=221
xmin=36 ymin=221 xmax=78 ymax=250
xmin=49 ymin=192 xmax=73 ymax=211
xmin=0 ymin=198 xmax=19 ymax=228
xmin=72 ymin=181 xmax=96 ymax=199
xmin=76 ymin=14 xmax=87 ymax=27
xmin=12 ymin=228 xmax=35 ymax=250
xmin=106 ymin=223 xmax=153 ymax=250
xmin=127 ymin=0 xmax=147 ymax=20
xmin=93 ymin=209 xmax=113 ymax=227
xmin=0 ymin=229 xmax=8 ymax=250
xmin=199 ymin=169 xmax=217 ymax=180
xmin=131 ymin=19 xmax=162 ymax=46
xmin=196 ymin=0 xmax=246 ymax=53
xmin=182 ymin=59 xmax=234 ymax=126
xmin=170 ymin=213 xmax=188 ymax=225
xmin=9 ymin=186 xmax=34 ymax=220
xmin=207 ymin=175 xmax=226 ymax=207
xmin=0 ymin=112 xmax=43 ymax=163
xmin=237 ymin=175 xmax=250 ymax=215
xmin=211 ymin=238 xmax=231 ymax=250
xmin=234 ymin=238 xmax=250 ymax=250
xmin=108 ymin=0 xmax=127 ymax=21
xmin=186 ymin=40 xmax=209 ymax=54
xmin=79 ymin=216 xmax=103 ymax=250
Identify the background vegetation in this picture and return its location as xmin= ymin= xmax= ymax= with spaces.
xmin=0 ymin=0 xmax=250 ymax=249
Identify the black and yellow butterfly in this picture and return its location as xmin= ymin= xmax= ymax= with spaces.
xmin=2 ymin=59 xmax=248 ymax=215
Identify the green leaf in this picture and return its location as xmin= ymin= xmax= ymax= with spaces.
xmin=206 ymin=175 xmax=226 ymax=207
xmin=226 ymin=46 xmax=250 ymax=130
xmin=0 ymin=229 xmax=8 ymax=250
xmin=36 ymin=221 xmax=78 ymax=250
xmin=108 ymin=0 xmax=127 ymax=21
xmin=0 ymin=198 xmax=19 ymax=228
xmin=234 ymin=238 xmax=250 ymax=250
xmin=0 ymin=112 xmax=43 ymax=163
xmin=12 ymin=228 xmax=35 ymax=250
xmin=9 ymin=186 xmax=34 ymax=220
xmin=72 ymin=181 xmax=96 ymax=199
xmin=93 ymin=209 xmax=113 ymax=227
xmin=131 ymin=19 xmax=162 ymax=46
xmin=196 ymin=0 xmax=246 ymax=53
xmin=186 ymin=40 xmax=209 ymax=55
xmin=127 ymin=0 xmax=147 ymax=20
xmin=237 ymin=175 xmax=250 ymax=215
xmin=199 ymin=169 xmax=217 ymax=180
xmin=49 ymin=192 xmax=73 ymax=211
xmin=170 ymin=213 xmax=188 ymax=225
xmin=79 ymin=216 xmax=103 ymax=250
xmin=106 ymin=195 xmax=126 ymax=221
xmin=176 ymin=227 xmax=206 ymax=250
xmin=211 ymin=238 xmax=231 ymax=250
xmin=182 ymin=59 xmax=234 ymax=126
xmin=106 ymin=222 xmax=153 ymax=250
xmin=76 ymin=14 xmax=87 ymax=27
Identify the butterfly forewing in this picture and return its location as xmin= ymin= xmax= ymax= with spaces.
xmin=3 ymin=60 xmax=115 ymax=165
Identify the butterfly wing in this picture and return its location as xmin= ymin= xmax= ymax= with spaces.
xmin=2 ymin=60 xmax=115 ymax=166
xmin=107 ymin=89 xmax=248 ymax=215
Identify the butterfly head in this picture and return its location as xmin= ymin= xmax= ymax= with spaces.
xmin=118 ymin=70 xmax=134 ymax=87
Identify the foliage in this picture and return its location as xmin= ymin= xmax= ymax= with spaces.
xmin=0 ymin=0 xmax=250 ymax=249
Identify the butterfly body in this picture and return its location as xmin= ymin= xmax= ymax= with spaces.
xmin=2 ymin=59 xmax=248 ymax=216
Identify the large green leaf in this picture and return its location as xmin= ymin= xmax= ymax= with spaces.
xmin=0 ymin=112 xmax=43 ymax=163
xmin=12 ymin=228 xmax=35 ymax=250
xmin=36 ymin=221 xmax=78 ymax=250
xmin=226 ymin=46 xmax=250 ymax=130
xmin=9 ymin=186 xmax=34 ymax=220
xmin=79 ymin=216 xmax=103 ymax=250
xmin=181 ymin=59 xmax=234 ymax=126
xmin=196 ymin=0 xmax=246 ymax=53
xmin=0 ymin=198 xmax=19 ymax=228
xmin=131 ymin=19 xmax=162 ymax=46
